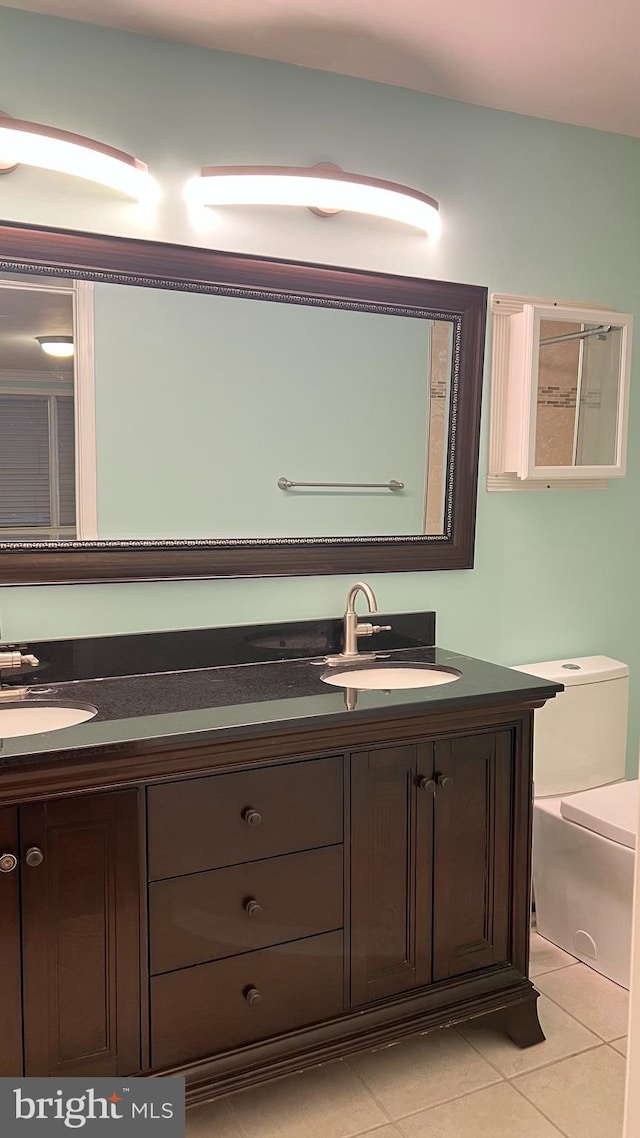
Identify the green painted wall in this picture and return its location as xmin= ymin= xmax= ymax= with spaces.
xmin=93 ymin=284 xmax=432 ymax=538
xmin=1 ymin=6 xmax=640 ymax=771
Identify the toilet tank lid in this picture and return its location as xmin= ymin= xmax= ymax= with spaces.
xmin=512 ymin=655 xmax=629 ymax=687
xmin=560 ymin=780 xmax=639 ymax=849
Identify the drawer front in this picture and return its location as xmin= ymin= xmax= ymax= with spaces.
xmin=151 ymin=930 xmax=344 ymax=1068
xmin=147 ymin=756 xmax=343 ymax=880
xmin=149 ymin=844 xmax=343 ymax=973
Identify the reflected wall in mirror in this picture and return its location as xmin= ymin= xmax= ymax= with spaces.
xmin=0 ymin=220 xmax=487 ymax=582
xmin=0 ymin=274 xmax=454 ymax=541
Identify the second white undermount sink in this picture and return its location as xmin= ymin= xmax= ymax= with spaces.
xmin=321 ymin=662 xmax=461 ymax=691
xmin=0 ymin=702 xmax=98 ymax=739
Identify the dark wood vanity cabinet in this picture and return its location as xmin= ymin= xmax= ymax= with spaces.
xmin=351 ymin=731 xmax=513 ymax=1006
xmin=147 ymin=756 xmax=346 ymax=1070
xmin=0 ymin=806 xmax=23 ymax=1076
xmin=0 ymin=702 xmax=543 ymax=1099
xmin=0 ymin=791 xmax=141 ymax=1078
xmin=141 ymin=717 xmax=539 ymax=1092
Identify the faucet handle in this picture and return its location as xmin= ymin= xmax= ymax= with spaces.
xmin=0 ymin=648 xmax=39 ymax=670
xmin=355 ymin=622 xmax=392 ymax=640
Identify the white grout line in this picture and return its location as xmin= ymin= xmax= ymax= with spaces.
xmin=509 ymin=1076 xmax=575 ymax=1138
xmin=530 ymin=960 xmax=581 ymax=980
xmin=343 ymin=1055 xmax=400 ymax=1126
xmin=456 ymin=1021 xmax=605 ymax=1082
xmin=535 ymin=984 xmax=629 ymax=1044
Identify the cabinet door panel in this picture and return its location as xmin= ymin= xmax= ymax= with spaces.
xmin=0 ymin=806 xmax=22 ymax=1075
xmin=433 ymin=731 xmax=512 ymax=981
xmin=351 ymin=744 xmax=432 ymax=1006
xmin=21 ymin=791 xmax=141 ymax=1077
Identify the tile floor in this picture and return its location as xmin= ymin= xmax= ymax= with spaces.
xmin=186 ymin=932 xmax=629 ymax=1138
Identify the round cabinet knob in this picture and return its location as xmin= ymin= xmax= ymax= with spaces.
xmin=436 ymin=774 xmax=453 ymax=790
xmin=25 ymin=846 xmax=44 ymax=867
xmin=245 ymin=987 xmax=263 ymax=1007
xmin=245 ymin=899 xmax=262 ymax=918
xmin=0 ymin=852 xmax=17 ymax=873
xmin=419 ymin=777 xmax=437 ymax=794
xmin=243 ymin=808 xmax=262 ymax=827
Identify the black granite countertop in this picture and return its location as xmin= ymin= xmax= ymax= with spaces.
xmin=0 ymin=644 xmax=562 ymax=768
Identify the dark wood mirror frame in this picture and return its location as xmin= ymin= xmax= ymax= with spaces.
xmin=0 ymin=219 xmax=487 ymax=584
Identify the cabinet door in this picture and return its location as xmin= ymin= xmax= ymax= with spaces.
xmin=432 ymin=731 xmax=512 ymax=981
xmin=351 ymin=744 xmax=432 ymax=1006
xmin=20 ymin=791 xmax=141 ymax=1077
xmin=0 ymin=807 xmax=22 ymax=1075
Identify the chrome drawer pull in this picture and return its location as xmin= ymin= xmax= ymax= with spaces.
xmin=245 ymin=987 xmax=263 ymax=1007
xmin=243 ymin=808 xmax=262 ymax=827
xmin=0 ymin=852 xmax=17 ymax=873
xmin=245 ymin=898 xmax=263 ymax=918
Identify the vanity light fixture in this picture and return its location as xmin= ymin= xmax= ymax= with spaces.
xmin=0 ymin=115 xmax=158 ymax=203
xmin=36 ymin=335 xmax=74 ymax=359
xmin=185 ymin=163 xmax=441 ymax=235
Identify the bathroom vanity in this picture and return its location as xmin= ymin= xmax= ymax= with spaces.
xmin=0 ymin=618 xmax=561 ymax=1103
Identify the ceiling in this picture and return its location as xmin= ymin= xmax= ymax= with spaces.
xmin=0 ymin=278 xmax=73 ymax=372
xmin=3 ymin=0 xmax=640 ymax=137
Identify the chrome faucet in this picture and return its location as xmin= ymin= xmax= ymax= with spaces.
xmin=0 ymin=646 xmax=40 ymax=698
xmin=325 ymin=581 xmax=391 ymax=666
xmin=0 ymin=648 xmax=39 ymax=671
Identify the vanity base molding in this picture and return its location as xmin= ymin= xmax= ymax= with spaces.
xmin=170 ymin=979 xmax=542 ymax=1105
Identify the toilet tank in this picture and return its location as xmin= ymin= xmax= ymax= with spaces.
xmin=512 ymin=656 xmax=629 ymax=797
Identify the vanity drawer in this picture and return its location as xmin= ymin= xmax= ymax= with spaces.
xmin=150 ymin=930 xmax=344 ymax=1068
xmin=147 ymin=756 xmax=343 ymax=880
xmin=149 ymin=844 xmax=343 ymax=974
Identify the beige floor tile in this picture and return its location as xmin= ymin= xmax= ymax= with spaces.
xmin=535 ymin=963 xmax=629 ymax=1041
xmin=186 ymin=1097 xmax=244 ymax=1138
xmin=529 ymin=932 xmax=578 ymax=978
xmin=347 ymin=1027 xmax=501 ymax=1120
xmin=513 ymin=1045 xmax=626 ymax=1138
xmin=611 ymin=1036 xmax=628 ymax=1056
xmin=228 ymin=1060 xmax=388 ymax=1138
xmin=353 ymin=1130 xmax=404 ymax=1138
xmin=457 ymin=994 xmax=600 ymax=1077
xmin=397 ymin=1082 xmax=563 ymax=1137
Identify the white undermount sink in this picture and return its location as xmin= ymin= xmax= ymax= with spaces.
xmin=321 ymin=662 xmax=461 ymax=691
xmin=0 ymin=702 xmax=98 ymax=739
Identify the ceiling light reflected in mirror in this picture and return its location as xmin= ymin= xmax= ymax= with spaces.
xmin=36 ymin=335 xmax=75 ymax=359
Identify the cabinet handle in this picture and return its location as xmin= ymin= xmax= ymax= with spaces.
xmin=25 ymin=847 xmax=44 ymax=867
xmin=243 ymin=808 xmax=262 ymax=827
xmin=245 ymin=898 xmax=263 ymax=918
xmin=419 ymin=777 xmax=437 ymax=794
xmin=245 ymin=987 xmax=263 ymax=1007
xmin=0 ymin=852 xmax=17 ymax=873
xmin=436 ymin=774 xmax=453 ymax=790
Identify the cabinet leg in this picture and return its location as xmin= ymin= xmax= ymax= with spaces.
xmin=499 ymin=997 xmax=546 ymax=1049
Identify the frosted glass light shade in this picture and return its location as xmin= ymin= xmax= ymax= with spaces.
xmin=186 ymin=165 xmax=440 ymax=235
xmin=0 ymin=117 xmax=158 ymax=203
xmin=36 ymin=335 xmax=75 ymax=358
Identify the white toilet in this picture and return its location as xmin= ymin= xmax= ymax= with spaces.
xmin=513 ymin=655 xmax=637 ymax=989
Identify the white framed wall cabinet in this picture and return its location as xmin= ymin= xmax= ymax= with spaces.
xmin=488 ymin=294 xmax=633 ymax=490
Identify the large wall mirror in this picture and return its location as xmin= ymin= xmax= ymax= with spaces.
xmin=0 ymin=220 xmax=486 ymax=583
